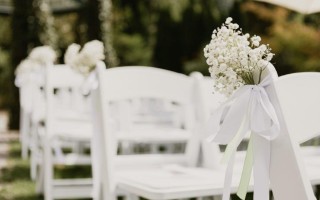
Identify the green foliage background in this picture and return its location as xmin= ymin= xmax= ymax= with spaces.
xmin=1 ymin=0 xmax=320 ymax=110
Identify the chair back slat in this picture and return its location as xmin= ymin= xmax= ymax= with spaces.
xmin=100 ymin=67 xmax=195 ymax=105
xmin=266 ymin=68 xmax=316 ymax=200
xmin=47 ymin=64 xmax=84 ymax=88
xmin=275 ymin=72 xmax=320 ymax=144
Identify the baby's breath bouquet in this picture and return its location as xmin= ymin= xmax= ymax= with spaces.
xmin=204 ymin=17 xmax=274 ymax=97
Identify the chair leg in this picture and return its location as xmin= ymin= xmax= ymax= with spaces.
xmin=20 ymin=111 xmax=30 ymax=159
xmin=35 ymin=158 xmax=44 ymax=194
xmin=30 ymin=124 xmax=39 ymax=180
xmin=44 ymin=139 xmax=53 ymax=200
xmin=30 ymin=151 xmax=37 ymax=180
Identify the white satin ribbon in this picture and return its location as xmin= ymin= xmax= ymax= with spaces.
xmin=81 ymin=71 xmax=98 ymax=95
xmin=204 ymin=74 xmax=280 ymax=200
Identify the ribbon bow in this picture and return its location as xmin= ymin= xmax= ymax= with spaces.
xmin=204 ymin=74 xmax=280 ymax=200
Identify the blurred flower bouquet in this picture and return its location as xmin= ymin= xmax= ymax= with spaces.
xmin=15 ymin=46 xmax=56 ymax=75
xmin=204 ymin=17 xmax=274 ymax=97
xmin=64 ymin=40 xmax=105 ymax=76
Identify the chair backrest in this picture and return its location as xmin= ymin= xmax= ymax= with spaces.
xmin=45 ymin=64 xmax=86 ymax=136
xmin=265 ymin=68 xmax=316 ymax=200
xmin=275 ymin=72 xmax=320 ymax=144
xmin=92 ymin=66 xmax=201 ymax=198
xmin=189 ymin=72 xmax=225 ymax=168
xmin=95 ymin=66 xmax=198 ymax=149
xmin=189 ymin=72 xmax=226 ymax=123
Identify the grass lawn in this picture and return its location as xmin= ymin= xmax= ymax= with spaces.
xmin=0 ymin=141 xmax=257 ymax=200
xmin=0 ymin=141 xmax=92 ymax=200
xmin=0 ymin=142 xmax=40 ymax=200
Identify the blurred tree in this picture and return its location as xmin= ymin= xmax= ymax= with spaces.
xmin=10 ymin=0 xmax=32 ymax=129
xmin=242 ymin=2 xmax=320 ymax=75
xmin=216 ymin=0 xmax=237 ymax=16
xmin=32 ymin=0 xmax=58 ymax=50
xmin=153 ymin=8 xmax=183 ymax=72
xmin=86 ymin=0 xmax=102 ymax=40
xmin=0 ymin=48 xmax=10 ymax=109
xmin=112 ymin=0 xmax=156 ymax=66
xmin=86 ymin=0 xmax=118 ymax=67
xmin=100 ymin=0 xmax=118 ymax=67
xmin=153 ymin=0 xmax=223 ymax=74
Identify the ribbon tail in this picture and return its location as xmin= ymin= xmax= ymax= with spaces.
xmin=214 ymin=89 xmax=252 ymax=144
xmin=222 ymin=152 xmax=235 ymax=200
xmin=253 ymin=133 xmax=271 ymax=200
xmin=221 ymin=116 xmax=250 ymax=200
xmin=237 ymin=135 xmax=253 ymax=199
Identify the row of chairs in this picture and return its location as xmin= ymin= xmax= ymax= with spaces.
xmin=16 ymin=59 xmax=320 ymax=200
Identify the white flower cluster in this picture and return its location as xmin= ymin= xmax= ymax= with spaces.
xmin=204 ymin=17 xmax=274 ymax=97
xmin=15 ymin=46 xmax=56 ymax=75
xmin=64 ymin=40 xmax=105 ymax=76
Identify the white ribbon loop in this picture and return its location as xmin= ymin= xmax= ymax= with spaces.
xmin=81 ymin=71 xmax=98 ymax=95
xmin=204 ymin=74 xmax=280 ymax=200
xmin=250 ymin=85 xmax=280 ymax=140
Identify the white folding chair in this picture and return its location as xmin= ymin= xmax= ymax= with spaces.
xmin=116 ymin=97 xmax=186 ymax=155
xmin=16 ymin=68 xmax=45 ymax=160
xmin=40 ymin=64 xmax=94 ymax=200
xmin=91 ymin=66 xmax=203 ymax=200
xmin=275 ymin=72 xmax=320 ymax=188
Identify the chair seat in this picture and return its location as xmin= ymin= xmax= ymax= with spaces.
xmin=52 ymin=120 xmax=93 ymax=141
xmin=52 ymin=121 xmax=191 ymax=144
xmin=116 ymin=165 xmax=250 ymax=200
xmin=116 ymin=128 xmax=191 ymax=143
xmin=52 ymin=178 xmax=93 ymax=199
xmin=55 ymin=108 xmax=90 ymax=122
xmin=53 ymin=153 xmax=91 ymax=165
xmin=115 ymin=154 xmax=188 ymax=169
xmin=301 ymin=146 xmax=320 ymax=185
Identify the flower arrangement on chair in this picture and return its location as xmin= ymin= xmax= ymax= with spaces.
xmin=204 ymin=18 xmax=279 ymax=200
xmin=64 ymin=40 xmax=105 ymax=76
xmin=15 ymin=46 xmax=57 ymax=76
xmin=204 ymin=17 xmax=274 ymax=97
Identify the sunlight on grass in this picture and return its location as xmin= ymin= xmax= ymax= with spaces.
xmin=0 ymin=141 xmax=92 ymax=200
xmin=0 ymin=142 xmax=40 ymax=200
xmin=0 ymin=141 xmax=256 ymax=200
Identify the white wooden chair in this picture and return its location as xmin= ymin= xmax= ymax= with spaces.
xmin=274 ymin=72 xmax=320 ymax=190
xmin=93 ymin=65 xmax=316 ymax=200
xmin=194 ymin=71 xmax=320 ymax=199
xmin=16 ymin=69 xmax=45 ymax=160
xmin=91 ymin=66 xmax=202 ymax=200
xmin=40 ymin=64 xmax=94 ymax=200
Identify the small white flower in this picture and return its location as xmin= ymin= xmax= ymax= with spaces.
xmin=266 ymin=53 xmax=274 ymax=61
xmin=64 ymin=43 xmax=81 ymax=65
xmin=251 ymin=36 xmax=262 ymax=47
xmin=226 ymin=17 xmax=233 ymax=24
